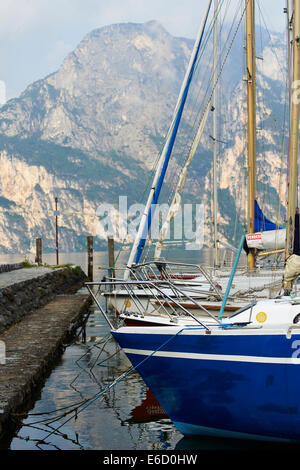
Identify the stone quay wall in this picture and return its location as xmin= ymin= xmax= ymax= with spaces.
xmin=0 ymin=266 xmax=87 ymax=333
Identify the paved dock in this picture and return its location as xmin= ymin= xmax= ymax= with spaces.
xmin=0 ymin=267 xmax=55 ymax=289
xmin=0 ymin=271 xmax=92 ymax=440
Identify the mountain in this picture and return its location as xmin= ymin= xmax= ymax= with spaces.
xmin=0 ymin=19 xmax=288 ymax=257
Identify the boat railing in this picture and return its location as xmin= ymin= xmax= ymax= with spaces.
xmin=87 ymin=275 xmax=189 ymax=324
xmin=130 ymin=260 xmax=223 ymax=300
xmin=85 ymin=279 xmax=215 ymax=333
xmin=114 ymin=268 xmax=182 ymax=318
xmin=120 ymin=272 xmax=181 ymax=319
xmin=131 ymin=259 xmax=207 ymax=278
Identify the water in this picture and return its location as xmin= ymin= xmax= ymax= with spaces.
xmin=1 ymin=249 xmax=298 ymax=451
xmin=0 ymin=245 xmax=244 ymax=278
xmin=0 ymin=249 xmax=186 ymax=451
xmin=7 ymin=300 xmax=181 ymax=450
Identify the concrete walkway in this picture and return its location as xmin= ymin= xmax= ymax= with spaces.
xmin=0 ymin=267 xmax=58 ymax=289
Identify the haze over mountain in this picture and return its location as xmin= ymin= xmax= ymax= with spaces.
xmin=0 ymin=19 xmax=288 ymax=256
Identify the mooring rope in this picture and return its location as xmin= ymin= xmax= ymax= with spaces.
xmin=19 ymin=324 xmax=204 ymax=446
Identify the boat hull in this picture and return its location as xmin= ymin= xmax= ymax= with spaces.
xmin=112 ymin=326 xmax=300 ymax=441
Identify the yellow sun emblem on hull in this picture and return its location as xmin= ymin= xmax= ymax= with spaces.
xmin=256 ymin=312 xmax=267 ymax=323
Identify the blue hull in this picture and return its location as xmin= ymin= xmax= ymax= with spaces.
xmin=112 ymin=327 xmax=300 ymax=441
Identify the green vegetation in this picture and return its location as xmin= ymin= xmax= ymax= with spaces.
xmin=22 ymin=261 xmax=35 ymax=268
xmin=22 ymin=261 xmax=82 ymax=274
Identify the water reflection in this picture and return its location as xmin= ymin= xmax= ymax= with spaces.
xmin=128 ymin=390 xmax=168 ymax=424
xmin=8 ymin=302 xmax=182 ymax=450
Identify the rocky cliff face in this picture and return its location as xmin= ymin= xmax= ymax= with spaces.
xmin=0 ymin=21 xmax=288 ymax=255
xmin=0 ymin=21 xmax=191 ymax=167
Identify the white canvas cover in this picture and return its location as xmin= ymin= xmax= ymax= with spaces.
xmin=283 ymin=253 xmax=300 ymax=291
xmin=246 ymin=229 xmax=286 ymax=250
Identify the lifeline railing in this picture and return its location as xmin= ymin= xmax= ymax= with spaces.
xmin=85 ymin=279 xmax=222 ymax=333
xmin=97 ymin=259 xmax=225 ymax=302
xmin=129 ymin=260 xmax=223 ymax=300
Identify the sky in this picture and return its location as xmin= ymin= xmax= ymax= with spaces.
xmin=0 ymin=0 xmax=286 ymax=101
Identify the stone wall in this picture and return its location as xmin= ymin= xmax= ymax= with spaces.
xmin=0 ymin=266 xmax=88 ymax=333
xmin=0 ymin=263 xmax=23 ymax=274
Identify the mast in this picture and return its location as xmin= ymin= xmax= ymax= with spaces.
xmin=212 ymin=0 xmax=219 ymax=267
xmin=124 ymin=0 xmax=213 ymax=279
xmin=285 ymin=0 xmax=300 ymax=259
xmin=245 ymin=0 xmax=257 ymax=270
xmin=287 ymin=0 xmax=294 ymax=92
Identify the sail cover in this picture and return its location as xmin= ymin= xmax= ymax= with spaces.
xmin=246 ymin=229 xmax=286 ymax=250
xmin=245 ymin=201 xmax=284 ymax=252
xmin=254 ymin=200 xmax=280 ymax=232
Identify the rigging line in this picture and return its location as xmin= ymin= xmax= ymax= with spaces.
xmin=174 ymin=0 xmax=237 ymax=165
xmin=137 ymin=13 xmax=220 ymax=261
xmin=256 ymin=1 xmax=289 ymax=231
xmin=190 ymin=0 xmax=249 ymax=154
xmin=286 ymin=38 xmax=294 ymax=211
xmin=256 ymin=0 xmax=289 ymax=221
xmin=179 ymin=0 xmax=243 ymax=151
xmin=141 ymin=1 xmax=231 ymax=221
xmin=239 ymin=6 xmax=248 ymax=238
xmin=177 ymin=2 xmax=247 ymax=186
xmin=191 ymin=0 xmax=227 ymax=76
xmin=138 ymin=1 xmax=244 ymax=264
xmin=256 ymin=0 xmax=288 ymax=83
xmin=271 ymin=54 xmax=290 ymax=270
xmin=146 ymin=0 xmax=247 ymax=255
xmin=254 ymin=2 xmax=288 ymax=232
xmin=142 ymin=2 xmax=227 ymax=213
xmin=15 ymin=334 xmax=115 ymax=423
xmin=132 ymin=1 xmax=245 ymax=263
xmin=255 ymin=7 xmax=268 ymax=220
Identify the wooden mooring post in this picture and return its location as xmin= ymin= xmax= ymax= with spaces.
xmin=87 ymin=236 xmax=94 ymax=281
xmin=55 ymin=197 xmax=59 ymax=265
xmin=35 ymin=238 xmax=42 ymax=265
xmin=107 ymin=236 xmax=115 ymax=280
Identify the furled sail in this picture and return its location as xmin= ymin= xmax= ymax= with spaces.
xmin=254 ymin=200 xmax=280 ymax=232
xmin=283 ymin=211 xmax=300 ymax=293
xmin=246 ymin=229 xmax=286 ymax=251
xmin=283 ymin=253 xmax=300 ymax=293
xmin=245 ymin=201 xmax=284 ymax=252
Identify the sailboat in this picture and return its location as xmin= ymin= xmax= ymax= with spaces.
xmin=102 ymin=0 xmax=287 ymax=326
xmin=108 ymin=0 xmax=300 ymax=441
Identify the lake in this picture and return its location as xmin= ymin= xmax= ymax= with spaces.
xmin=0 ymin=249 xmax=297 ymax=451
